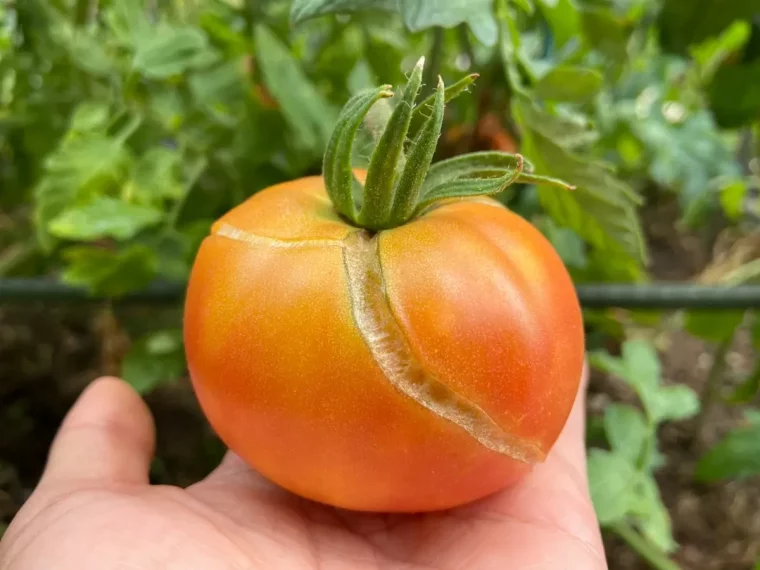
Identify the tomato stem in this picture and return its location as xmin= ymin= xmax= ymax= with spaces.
xmin=321 ymin=59 xmax=574 ymax=231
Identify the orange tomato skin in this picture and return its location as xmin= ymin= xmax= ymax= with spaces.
xmin=184 ymin=175 xmax=584 ymax=513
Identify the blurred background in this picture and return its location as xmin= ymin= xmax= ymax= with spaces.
xmin=1 ymin=1 xmax=759 ymax=568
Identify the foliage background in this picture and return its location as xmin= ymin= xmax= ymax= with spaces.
xmin=1 ymin=0 xmax=760 ymax=568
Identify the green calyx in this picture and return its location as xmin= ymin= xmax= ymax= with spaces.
xmin=323 ymin=57 xmax=574 ymax=232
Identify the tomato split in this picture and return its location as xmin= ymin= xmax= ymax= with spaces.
xmin=184 ymin=58 xmax=584 ymax=512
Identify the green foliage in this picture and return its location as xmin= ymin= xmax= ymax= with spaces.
xmin=589 ymin=340 xmax=701 ymax=554
xmin=695 ymin=409 xmax=760 ymax=482
xmin=123 ymin=329 xmax=186 ymax=394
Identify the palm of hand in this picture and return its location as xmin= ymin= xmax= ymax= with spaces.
xmin=0 ymin=378 xmax=605 ymax=570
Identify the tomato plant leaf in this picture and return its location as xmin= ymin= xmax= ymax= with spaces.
xmin=290 ymin=0 xmax=397 ymax=26
xmin=727 ymin=365 xmax=760 ymax=405
xmin=630 ymin=473 xmax=677 ymax=553
xmin=604 ymin=404 xmax=649 ymax=465
xmin=534 ymin=66 xmax=604 ymax=104
xmin=514 ymin=97 xmax=647 ymax=266
xmin=536 ymin=0 xmax=580 ymax=49
xmin=648 ymin=385 xmax=701 ymax=423
xmin=535 ymin=218 xmax=587 ymax=269
xmin=588 ymin=350 xmax=629 ymax=381
xmin=61 ymin=245 xmax=158 ymax=297
xmin=123 ymin=329 xmax=185 ymax=394
xmin=690 ymin=20 xmax=751 ymax=83
xmin=126 ymin=147 xmax=185 ymax=203
xmin=684 ymin=310 xmax=744 ymax=343
xmin=49 ymin=197 xmax=163 ymax=241
xmin=695 ymin=419 xmax=760 ymax=482
xmin=133 ymin=25 xmax=217 ymax=79
xmin=254 ymin=25 xmax=338 ymax=155
xmin=401 ymin=0 xmax=499 ymax=46
xmin=587 ymin=449 xmax=638 ymax=524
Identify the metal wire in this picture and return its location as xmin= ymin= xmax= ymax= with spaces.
xmin=1 ymin=278 xmax=760 ymax=309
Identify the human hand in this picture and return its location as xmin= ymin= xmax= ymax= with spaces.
xmin=0 ymin=367 xmax=606 ymax=570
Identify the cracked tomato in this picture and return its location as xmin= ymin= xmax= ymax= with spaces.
xmin=184 ymin=59 xmax=584 ymax=512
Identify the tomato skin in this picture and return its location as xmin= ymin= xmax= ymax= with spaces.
xmin=184 ymin=175 xmax=584 ymax=512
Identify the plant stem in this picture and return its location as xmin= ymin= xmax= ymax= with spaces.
xmin=611 ymin=522 xmax=682 ymax=570
xmin=422 ymin=27 xmax=444 ymax=97
xmin=694 ymin=336 xmax=733 ymax=445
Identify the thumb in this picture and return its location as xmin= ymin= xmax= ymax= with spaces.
xmin=41 ymin=377 xmax=156 ymax=487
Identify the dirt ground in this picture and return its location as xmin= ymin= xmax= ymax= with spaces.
xmin=1 ymin=197 xmax=758 ymax=568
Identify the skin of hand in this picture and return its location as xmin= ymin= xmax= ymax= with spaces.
xmin=0 ymin=365 xmax=606 ymax=570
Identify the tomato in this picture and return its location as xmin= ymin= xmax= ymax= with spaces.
xmin=184 ymin=176 xmax=583 ymax=512
xmin=184 ymin=58 xmax=584 ymax=512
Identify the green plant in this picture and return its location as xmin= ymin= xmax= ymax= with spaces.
xmin=3 ymin=0 xmax=760 ymax=566
xmin=589 ymin=340 xmax=700 ymax=569
xmin=695 ymin=408 xmax=760 ymax=482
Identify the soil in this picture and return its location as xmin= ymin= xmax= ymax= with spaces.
xmin=1 ymin=194 xmax=758 ymax=569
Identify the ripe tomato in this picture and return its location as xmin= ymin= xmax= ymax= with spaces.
xmin=184 ymin=173 xmax=584 ymax=512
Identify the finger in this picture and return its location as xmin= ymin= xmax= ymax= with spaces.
xmin=41 ymin=377 xmax=156 ymax=487
xmin=552 ymin=360 xmax=591 ymax=469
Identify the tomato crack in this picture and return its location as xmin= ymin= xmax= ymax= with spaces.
xmin=213 ymin=222 xmax=348 ymax=248
xmin=342 ymin=231 xmax=545 ymax=465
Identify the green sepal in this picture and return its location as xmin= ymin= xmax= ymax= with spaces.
xmin=390 ymin=76 xmax=446 ymax=225
xmin=420 ymin=151 xmax=524 ymax=196
xmin=415 ymin=155 xmax=525 ymax=212
xmin=323 ymin=86 xmax=394 ymax=221
xmin=408 ymin=73 xmax=479 ymax=139
xmin=359 ymin=57 xmax=425 ymax=230
xmin=516 ymin=172 xmax=576 ymax=191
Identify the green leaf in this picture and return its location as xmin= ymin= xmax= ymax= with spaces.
xmin=68 ymin=34 xmax=114 ymax=75
xmin=534 ymin=67 xmax=603 ymax=104
xmin=691 ymin=20 xmax=751 ymax=83
xmin=133 ymin=26 xmax=216 ymax=79
xmin=695 ymin=419 xmax=760 ymax=482
xmin=587 ymin=449 xmax=638 ymax=524
xmin=658 ymin=0 xmax=757 ymax=55
xmin=630 ymin=473 xmax=677 ymax=552
xmin=34 ymin=135 xmax=133 ymax=250
xmin=290 ymin=0 xmax=397 ymax=26
xmin=622 ymin=340 xmax=661 ymax=389
xmin=70 ymin=102 xmax=111 ymax=132
xmin=61 ymin=245 xmax=158 ymax=297
xmin=122 ymin=329 xmax=185 ymax=394
xmin=402 ymin=0 xmax=498 ymax=46
xmin=588 ymin=350 xmax=628 ymax=381
xmin=537 ymin=0 xmax=581 ymax=49
xmin=648 ymin=384 xmax=701 ymax=423
xmin=49 ymin=197 xmax=163 ymax=241
xmin=708 ymin=61 xmax=760 ymax=129
xmin=604 ymin=404 xmax=649 ymax=464
xmin=514 ymin=97 xmax=646 ymax=265
xmin=254 ymin=25 xmax=338 ymax=155
xmin=510 ymin=0 xmax=534 ymax=14
xmin=719 ymin=179 xmax=748 ymax=220
xmin=127 ymin=147 xmax=185 ymax=202
xmin=535 ymin=218 xmax=587 ymax=269
xmin=684 ymin=310 xmax=744 ymax=343
xmin=189 ymin=60 xmax=247 ymax=113
xmin=727 ymin=365 xmax=760 ymax=404
xmin=581 ymin=6 xmax=630 ymax=62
